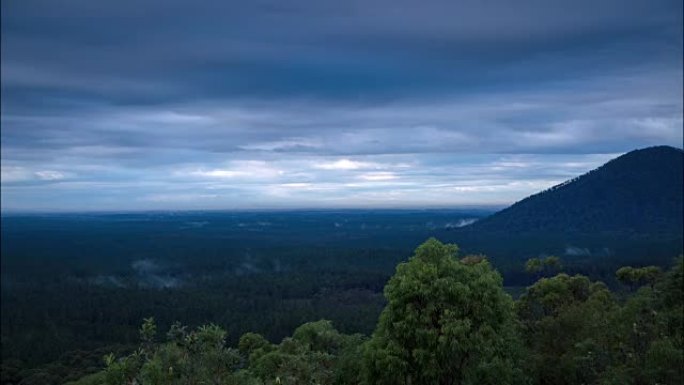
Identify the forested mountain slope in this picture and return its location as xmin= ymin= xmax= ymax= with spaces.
xmin=464 ymin=146 xmax=683 ymax=235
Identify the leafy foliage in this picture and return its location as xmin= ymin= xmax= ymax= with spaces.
xmin=615 ymin=266 xmax=662 ymax=288
xmin=516 ymin=257 xmax=683 ymax=385
xmin=6 ymin=240 xmax=684 ymax=385
xmin=525 ymin=255 xmax=562 ymax=277
xmin=363 ymin=238 xmax=524 ymax=385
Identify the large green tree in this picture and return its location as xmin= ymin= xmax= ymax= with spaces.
xmin=516 ymin=257 xmax=683 ymax=385
xmin=362 ymin=238 xmax=524 ymax=385
xmin=516 ymin=273 xmax=617 ymax=385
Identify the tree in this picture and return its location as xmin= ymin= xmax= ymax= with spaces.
xmin=239 ymin=332 xmax=272 ymax=365
xmin=140 ymin=317 xmax=157 ymax=356
xmin=516 ymin=274 xmax=617 ymax=385
xmin=292 ymin=320 xmax=343 ymax=353
xmin=542 ymin=256 xmax=562 ymax=274
xmin=609 ymin=257 xmax=683 ymax=385
xmin=362 ymin=238 xmax=524 ymax=385
xmin=525 ymin=256 xmax=562 ymax=279
xmin=244 ymin=320 xmax=365 ymax=385
xmin=616 ymin=266 xmax=662 ymax=289
xmin=525 ymin=258 xmax=543 ymax=275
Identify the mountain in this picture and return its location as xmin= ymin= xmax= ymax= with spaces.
xmin=463 ymin=146 xmax=683 ymax=236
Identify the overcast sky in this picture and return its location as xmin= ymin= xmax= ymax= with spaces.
xmin=1 ymin=0 xmax=682 ymax=211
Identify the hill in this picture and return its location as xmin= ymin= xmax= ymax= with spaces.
xmin=463 ymin=146 xmax=683 ymax=236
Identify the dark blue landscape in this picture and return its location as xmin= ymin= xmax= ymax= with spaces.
xmin=2 ymin=148 xmax=683 ymax=384
xmin=2 ymin=0 xmax=682 ymax=383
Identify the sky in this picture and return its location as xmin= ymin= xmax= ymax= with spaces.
xmin=1 ymin=0 xmax=682 ymax=211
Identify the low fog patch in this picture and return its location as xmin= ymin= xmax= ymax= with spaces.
xmin=565 ymin=246 xmax=591 ymax=256
xmin=180 ymin=221 xmax=209 ymax=229
xmin=90 ymin=275 xmax=126 ymax=288
xmin=444 ymin=218 xmax=479 ymax=229
xmin=564 ymin=246 xmax=613 ymax=257
xmin=234 ymin=250 xmax=287 ymax=276
xmin=131 ymin=259 xmax=182 ymax=289
xmin=234 ymin=252 xmax=260 ymax=276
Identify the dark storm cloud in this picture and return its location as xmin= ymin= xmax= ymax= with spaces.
xmin=1 ymin=0 xmax=682 ymax=210
xmin=3 ymin=0 xmax=681 ymax=104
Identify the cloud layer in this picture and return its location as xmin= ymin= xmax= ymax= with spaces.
xmin=1 ymin=0 xmax=682 ymax=211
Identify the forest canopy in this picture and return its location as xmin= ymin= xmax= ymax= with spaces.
xmin=61 ymin=239 xmax=683 ymax=385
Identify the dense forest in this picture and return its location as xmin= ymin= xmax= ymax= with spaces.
xmin=59 ymin=238 xmax=683 ymax=385
xmin=3 ymin=207 xmax=682 ymax=385
xmin=0 ymin=210 xmax=486 ymax=384
xmin=3 ymin=0 xmax=682 ymax=379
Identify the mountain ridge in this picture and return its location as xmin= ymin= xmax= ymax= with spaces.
xmin=461 ymin=145 xmax=683 ymax=236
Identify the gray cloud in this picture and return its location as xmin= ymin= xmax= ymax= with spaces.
xmin=3 ymin=0 xmax=681 ymax=103
xmin=1 ymin=0 xmax=682 ymax=210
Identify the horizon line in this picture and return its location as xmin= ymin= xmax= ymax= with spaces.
xmin=0 ymin=204 xmax=507 ymax=216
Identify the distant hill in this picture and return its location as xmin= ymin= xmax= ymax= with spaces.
xmin=463 ymin=146 xmax=683 ymax=237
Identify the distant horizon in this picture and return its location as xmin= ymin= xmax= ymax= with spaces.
xmin=3 ymin=145 xmax=683 ymax=212
xmin=0 ymin=203 xmax=507 ymax=216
